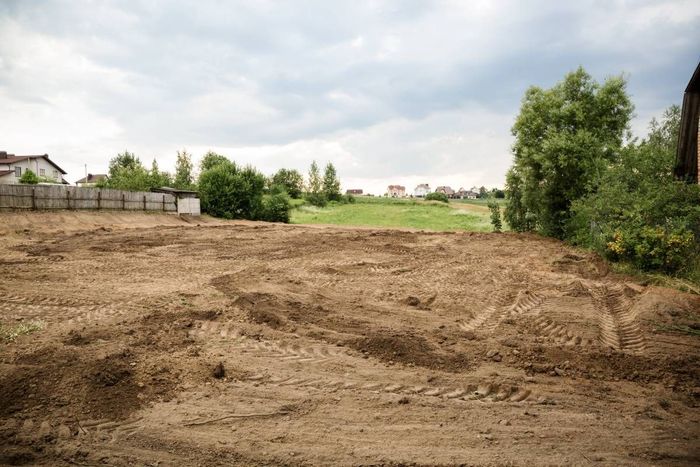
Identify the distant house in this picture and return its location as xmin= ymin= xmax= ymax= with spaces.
xmin=413 ymin=183 xmax=430 ymax=197
xmin=75 ymin=173 xmax=108 ymax=187
xmin=675 ymin=61 xmax=700 ymax=184
xmin=387 ymin=185 xmax=406 ymax=198
xmin=346 ymin=189 xmax=363 ymax=195
xmin=456 ymin=187 xmax=478 ymax=199
xmin=435 ymin=186 xmax=455 ymax=198
xmin=0 ymin=151 xmax=68 ymax=184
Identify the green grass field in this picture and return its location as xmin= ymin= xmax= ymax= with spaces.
xmin=291 ymin=196 xmax=494 ymax=232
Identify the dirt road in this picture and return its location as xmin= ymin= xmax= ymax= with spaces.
xmin=0 ymin=212 xmax=698 ymax=465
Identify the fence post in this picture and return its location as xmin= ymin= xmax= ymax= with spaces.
xmin=143 ymin=194 xmax=147 ymax=211
xmin=66 ymin=190 xmax=71 ymax=210
xmin=31 ymin=188 xmax=36 ymax=210
xmin=97 ymin=190 xmax=101 ymax=210
xmin=122 ymin=193 xmax=125 ymax=210
xmin=162 ymin=194 xmax=165 ymax=211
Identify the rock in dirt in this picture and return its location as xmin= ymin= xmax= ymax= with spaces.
xmin=213 ymin=362 xmax=226 ymax=379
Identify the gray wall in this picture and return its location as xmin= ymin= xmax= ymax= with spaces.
xmin=0 ymin=184 xmax=177 ymax=212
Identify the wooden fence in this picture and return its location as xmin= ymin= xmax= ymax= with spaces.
xmin=0 ymin=184 xmax=177 ymax=212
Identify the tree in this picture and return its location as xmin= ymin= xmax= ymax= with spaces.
xmin=198 ymin=161 xmax=267 ymax=220
xmin=479 ymin=186 xmax=488 ymax=198
xmin=569 ymin=105 xmax=700 ymax=274
xmin=174 ymin=150 xmax=195 ymax=189
xmin=149 ymin=158 xmax=172 ymax=188
xmin=322 ymin=162 xmax=341 ymax=201
xmin=305 ymin=160 xmax=326 ymax=206
xmin=200 ymin=151 xmax=230 ymax=173
xmin=104 ymin=151 xmax=151 ymax=191
xmin=488 ymin=200 xmax=503 ymax=233
xmin=307 ymin=160 xmax=322 ymax=194
xmin=505 ymin=67 xmax=634 ymax=238
xmin=19 ymin=169 xmax=39 ymax=184
xmin=425 ymin=192 xmax=448 ymax=203
xmin=271 ymin=168 xmax=304 ymax=198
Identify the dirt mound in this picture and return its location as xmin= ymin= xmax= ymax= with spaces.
xmin=348 ymin=331 xmax=472 ymax=372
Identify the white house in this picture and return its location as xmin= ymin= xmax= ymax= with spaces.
xmin=0 ymin=151 xmax=68 ymax=184
xmin=387 ymin=185 xmax=406 ymax=197
xmin=413 ymin=183 xmax=430 ymax=197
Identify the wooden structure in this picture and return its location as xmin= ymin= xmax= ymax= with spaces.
xmin=675 ymin=61 xmax=700 ymax=183
xmin=0 ymin=184 xmax=176 ymax=212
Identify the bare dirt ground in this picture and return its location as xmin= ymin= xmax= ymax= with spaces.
xmin=0 ymin=211 xmax=698 ymax=466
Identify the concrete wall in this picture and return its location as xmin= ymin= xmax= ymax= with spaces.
xmin=177 ymin=197 xmax=201 ymax=215
xmin=0 ymin=184 xmax=177 ymax=212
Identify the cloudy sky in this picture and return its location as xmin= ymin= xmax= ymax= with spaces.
xmin=1 ymin=1 xmax=699 ymax=193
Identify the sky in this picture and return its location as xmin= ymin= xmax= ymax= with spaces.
xmin=1 ymin=0 xmax=699 ymax=194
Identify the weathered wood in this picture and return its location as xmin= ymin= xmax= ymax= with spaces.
xmin=0 ymin=184 xmax=177 ymax=212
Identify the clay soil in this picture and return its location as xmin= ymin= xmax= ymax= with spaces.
xmin=0 ymin=211 xmax=698 ymax=466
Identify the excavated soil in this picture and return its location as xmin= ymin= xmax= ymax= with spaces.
xmin=0 ymin=211 xmax=699 ymax=466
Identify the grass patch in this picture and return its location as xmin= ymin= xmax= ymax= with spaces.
xmin=0 ymin=320 xmax=45 ymax=343
xmin=291 ymin=196 xmax=493 ymax=232
xmin=653 ymin=323 xmax=700 ymax=337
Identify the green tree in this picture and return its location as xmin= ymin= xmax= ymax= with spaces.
xmin=305 ymin=160 xmax=326 ymax=206
xmin=479 ymin=186 xmax=488 ymax=198
xmin=505 ymin=67 xmax=634 ymax=238
xmin=569 ymin=105 xmax=700 ymax=274
xmin=322 ymin=162 xmax=342 ymax=201
xmin=19 ymin=169 xmax=39 ymax=184
xmin=174 ymin=150 xmax=195 ymax=189
xmin=198 ymin=162 xmax=267 ymax=220
xmin=271 ymin=168 xmax=304 ymax=198
xmin=199 ymin=151 xmax=230 ymax=173
xmin=425 ymin=192 xmax=448 ymax=203
xmin=148 ymin=158 xmax=172 ymax=188
xmin=104 ymin=151 xmax=151 ymax=191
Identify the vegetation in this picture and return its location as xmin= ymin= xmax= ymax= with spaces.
xmin=200 ymin=151 xmax=231 ymax=172
xmin=425 ymin=192 xmax=449 ymax=203
xmin=19 ymin=169 xmax=39 ymax=184
xmin=305 ymin=160 xmax=326 ymax=206
xmin=488 ymin=201 xmax=502 ymax=233
xmin=258 ymin=192 xmax=292 ymax=223
xmin=271 ymin=168 xmax=304 ymax=198
xmin=0 ymin=320 xmax=44 ymax=343
xmin=100 ymin=151 xmax=172 ymax=191
xmin=505 ymin=67 xmax=699 ymax=280
xmin=291 ymin=196 xmax=492 ymax=232
xmin=174 ymin=150 xmax=195 ymax=190
xmin=505 ymin=67 xmax=634 ymax=238
xmin=322 ymin=162 xmax=342 ymax=202
xmin=569 ymin=106 xmax=700 ymax=276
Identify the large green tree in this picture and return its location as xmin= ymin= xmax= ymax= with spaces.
xmin=148 ymin=158 xmax=172 ymax=188
xmin=199 ymin=151 xmax=231 ymax=173
xmin=569 ymin=106 xmax=700 ymax=274
xmin=505 ymin=67 xmax=634 ymax=238
xmin=103 ymin=151 xmax=151 ymax=191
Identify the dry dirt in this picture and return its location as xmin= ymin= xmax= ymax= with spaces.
xmin=0 ymin=211 xmax=698 ymax=466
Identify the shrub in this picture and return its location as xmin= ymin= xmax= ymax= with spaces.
xmin=425 ymin=192 xmax=448 ymax=203
xmin=257 ymin=193 xmax=291 ymax=223
xmin=198 ymin=161 xmax=266 ymax=220
xmin=344 ymin=193 xmax=356 ymax=204
xmin=19 ymin=169 xmax=39 ymax=184
xmin=488 ymin=201 xmax=503 ymax=233
xmin=305 ymin=192 xmax=328 ymax=207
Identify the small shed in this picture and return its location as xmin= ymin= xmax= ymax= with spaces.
xmin=675 ymin=61 xmax=700 ymax=184
xmin=151 ymin=187 xmax=200 ymax=215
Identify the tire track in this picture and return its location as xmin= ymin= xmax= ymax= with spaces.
xmin=533 ymin=316 xmax=595 ymax=347
xmin=189 ymin=320 xmax=347 ymax=364
xmin=244 ymin=374 xmax=538 ymax=403
xmin=590 ymin=284 xmax=645 ymax=353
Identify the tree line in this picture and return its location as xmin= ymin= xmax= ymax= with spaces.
xmin=503 ymin=66 xmax=700 ymax=278
xmin=92 ymin=149 xmax=346 ymax=223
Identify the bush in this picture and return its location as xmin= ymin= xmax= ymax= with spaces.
xmin=257 ymin=193 xmax=291 ymax=223
xmin=568 ymin=106 xmax=700 ymax=276
xmin=425 ymin=192 xmax=448 ymax=203
xmin=344 ymin=193 xmax=356 ymax=204
xmin=488 ymin=201 xmax=503 ymax=233
xmin=198 ymin=161 xmax=266 ymax=220
xmin=19 ymin=169 xmax=39 ymax=184
xmin=305 ymin=192 xmax=328 ymax=207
